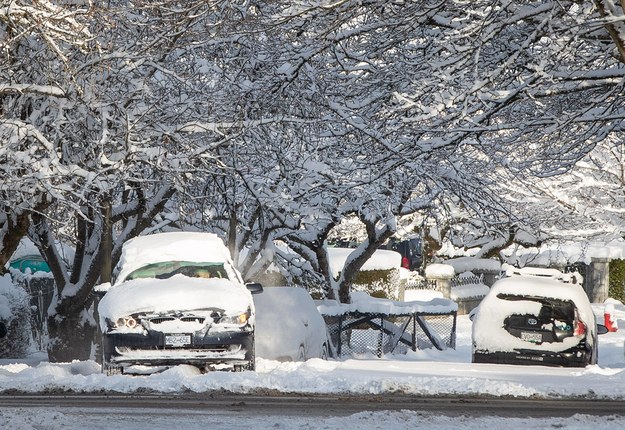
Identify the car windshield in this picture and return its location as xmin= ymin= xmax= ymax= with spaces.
xmin=125 ymin=261 xmax=228 ymax=281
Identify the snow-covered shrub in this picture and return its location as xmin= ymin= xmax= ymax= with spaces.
xmin=352 ymin=268 xmax=401 ymax=300
xmin=0 ymin=274 xmax=32 ymax=357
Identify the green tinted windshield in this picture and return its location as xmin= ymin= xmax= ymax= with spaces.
xmin=126 ymin=261 xmax=228 ymax=281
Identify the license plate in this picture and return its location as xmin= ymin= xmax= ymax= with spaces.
xmin=520 ymin=331 xmax=542 ymax=343
xmin=165 ymin=334 xmax=191 ymax=347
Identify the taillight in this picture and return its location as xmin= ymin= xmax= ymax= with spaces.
xmin=401 ymin=257 xmax=409 ymax=269
xmin=574 ymin=320 xmax=587 ymax=336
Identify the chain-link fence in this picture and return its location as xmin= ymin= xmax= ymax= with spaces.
xmin=322 ymin=310 xmax=456 ymax=358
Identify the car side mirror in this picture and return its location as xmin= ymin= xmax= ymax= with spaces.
xmin=597 ymin=324 xmax=609 ymax=335
xmin=0 ymin=321 xmax=7 ymax=338
xmin=93 ymin=282 xmax=111 ymax=299
xmin=246 ymin=282 xmax=263 ymax=294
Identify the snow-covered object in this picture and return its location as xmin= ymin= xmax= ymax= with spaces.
xmin=604 ymin=302 xmax=618 ymax=332
xmin=505 ymin=239 xmax=625 ymax=267
xmin=97 ymin=232 xmax=258 ymax=372
xmin=327 ymin=248 xmax=401 ymax=277
xmin=404 ymin=289 xmax=444 ymax=302
xmin=451 ymin=284 xmax=490 ymax=300
xmin=0 ymin=274 xmax=28 ymax=322
xmin=0 ymin=274 xmax=31 ymax=357
xmin=98 ymin=276 xmax=253 ymax=330
xmin=503 ymin=265 xmax=577 ymax=282
xmin=318 ymin=291 xmax=457 ymax=316
xmin=472 ymin=275 xmax=597 ymax=353
xmin=254 ymin=287 xmax=327 ymax=361
xmin=444 ymin=257 xmax=501 ymax=274
xmin=425 ymin=263 xmax=455 ymax=279
xmin=114 ymin=232 xmax=242 ymax=284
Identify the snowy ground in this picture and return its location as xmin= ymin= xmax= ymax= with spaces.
xmin=2 ymin=303 xmax=625 ymax=428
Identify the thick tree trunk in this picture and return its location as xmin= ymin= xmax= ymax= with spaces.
xmin=46 ymin=312 xmax=96 ymax=362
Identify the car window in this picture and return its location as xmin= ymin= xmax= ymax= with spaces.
xmin=497 ymin=293 xmax=578 ymax=341
xmin=126 ymin=261 xmax=229 ymax=281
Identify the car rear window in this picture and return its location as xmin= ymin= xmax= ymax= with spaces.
xmin=497 ymin=293 xmax=578 ymax=343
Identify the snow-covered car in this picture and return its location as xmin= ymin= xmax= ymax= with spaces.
xmin=254 ymin=287 xmax=329 ymax=361
xmin=96 ymin=232 xmax=263 ymax=375
xmin=471 ymin=267 xmax=607 ymax=367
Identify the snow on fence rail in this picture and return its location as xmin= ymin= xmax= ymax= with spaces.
xmin=450 ymin=273 xmax=484 ymax=288
xmin=317 ymin=292 xmax=457 ymax=358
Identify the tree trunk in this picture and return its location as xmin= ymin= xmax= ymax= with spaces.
xmin=46 ymin=311 xmax=96 ymax=362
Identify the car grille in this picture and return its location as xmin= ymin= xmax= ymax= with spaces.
xmin=148 ymin=316 xmax=206 ymax=324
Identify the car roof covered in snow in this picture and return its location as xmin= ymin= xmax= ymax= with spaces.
xmin=114 ymin=231 xmax=238 ymax=284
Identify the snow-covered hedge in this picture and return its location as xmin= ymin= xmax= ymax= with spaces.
xmin=352 ymin=267 xmax=402 ymax=300
xmin=0 ymin=274 xmax=32 ymax=357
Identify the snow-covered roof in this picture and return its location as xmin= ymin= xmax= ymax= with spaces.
xmin=115 ymin=232 xmax=238 ymax=284
xmin=507 ymin=239 xmax=625 ymax=266
xmin=327 ymin=247 xmax=401 ymax=277
xmin=425 ymin=263 xmax=455 ymax=279
xmin=444 ymin=257 xmax=501 ymax=274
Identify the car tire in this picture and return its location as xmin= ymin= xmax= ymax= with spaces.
xmin=102 ymin=356 xmax=122 ymax=376
xmin=234 ymin=338 xmax=256 ymax=372
xmin=297 ymin=345 xmax=306 ymax=361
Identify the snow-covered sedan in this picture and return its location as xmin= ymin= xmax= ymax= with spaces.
xmin=254 ymin=287 xmax=329 ymax=361
xmin=471 ymin=267 xmax=607 ymax=367
xmin=96 ymin=232 xmax=262 ymax=375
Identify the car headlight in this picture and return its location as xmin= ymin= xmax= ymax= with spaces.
xmin=220 ymin=310 xmax=250 ymax=325
xmin=112 ymin=316 xmax=139 ymax=329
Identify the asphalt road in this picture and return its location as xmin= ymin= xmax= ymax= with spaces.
xmin=2 ymin=393 xmax=625 ymax=418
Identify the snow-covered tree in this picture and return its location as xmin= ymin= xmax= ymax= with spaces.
xmin=3 ymin=0 xmax=625 ymax=360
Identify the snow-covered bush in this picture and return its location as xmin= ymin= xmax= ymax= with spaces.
xmin=0 ymin=274 xmax=32 ymax=357
xmin=352 ymin=268 xmax=402 ymax=300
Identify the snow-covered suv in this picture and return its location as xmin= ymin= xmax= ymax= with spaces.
xmin=96 ymin=232 xmax=262 ymax=375
xmin=471 ymin=267 xmax=607 ymax=367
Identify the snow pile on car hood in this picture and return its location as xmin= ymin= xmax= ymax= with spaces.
xmin=98 ymin=275 xmax=253 ymax=329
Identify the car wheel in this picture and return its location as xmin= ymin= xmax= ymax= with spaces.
xmin=234 ymin=340 xmax=256 ymax=372
xmin=321 ymin=343 xmax=328 ymax=360
xmin=102 ymin=356 xmax=122 ymax=376
xmin=297 ymin=345 xmax=306 ymax=361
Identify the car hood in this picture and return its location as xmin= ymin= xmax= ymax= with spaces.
xmin=98 ymin=275 xmax=253 ymax=329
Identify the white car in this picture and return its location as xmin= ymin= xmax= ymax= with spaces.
xmin=96 ymin=232 xmax=263 ymax=374
xmin=471 ymin=267 xmax=607 ymax=367
xmin=254 ymin=287 xmax=328 ymax=361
